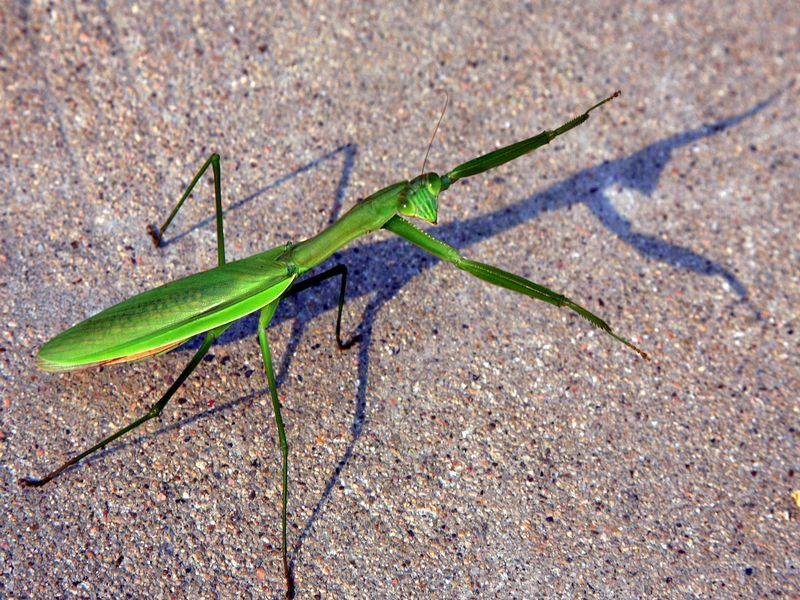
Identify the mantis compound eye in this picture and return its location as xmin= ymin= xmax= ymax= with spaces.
xmin=424 ymin=172 xmax=442 ymax=197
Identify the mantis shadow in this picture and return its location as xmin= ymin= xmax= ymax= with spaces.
xmin=278 ymin=89 xmax=779 ymax=567
xmin=77 ymin=89 xmax=780 ymax=576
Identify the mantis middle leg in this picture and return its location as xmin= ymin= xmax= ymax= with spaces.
xmin=283 ymin=264 xmax=362 ymax=349
xmin=256 ymin=301 xmax=295 ymax=596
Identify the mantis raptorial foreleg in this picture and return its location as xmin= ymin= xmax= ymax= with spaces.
xmin=384 ymin=216 xmax=649 ymax=360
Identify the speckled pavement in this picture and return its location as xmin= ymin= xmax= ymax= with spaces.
xmin=1 ymin=2 xmax=798 ymax=598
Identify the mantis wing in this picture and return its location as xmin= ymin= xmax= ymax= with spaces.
xmin=38 ymin=245 xmax=297 ymax=372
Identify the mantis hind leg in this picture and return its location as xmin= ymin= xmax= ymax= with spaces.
xmin=148 ymin=153 xmax=227 ymax=266
xmin=19 ymin=325 xmax=228 ymax=487
xmin=256 ymin=301 xmax=295 ymax=598
xmin=283 ymin=264 xmax=362 ymax=349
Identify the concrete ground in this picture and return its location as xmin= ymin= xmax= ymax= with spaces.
xmin=1 ymin=1 xmax=797 ymax=598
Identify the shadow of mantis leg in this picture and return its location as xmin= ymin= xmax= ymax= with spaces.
xmin=148 ymin=153 xmax=227 ymax=266
xmin=257 ymin=300 xmax=295 ymax=598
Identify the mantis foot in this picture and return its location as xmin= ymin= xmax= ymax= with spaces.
xmin=146 ymin=223 xmax=162 ymax=246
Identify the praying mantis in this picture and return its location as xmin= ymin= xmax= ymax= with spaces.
xmin=20 ymin=90 xmax=649 ymax=596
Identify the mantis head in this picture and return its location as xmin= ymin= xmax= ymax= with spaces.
xmin=398 ymin=172 xmax=441 ymax=224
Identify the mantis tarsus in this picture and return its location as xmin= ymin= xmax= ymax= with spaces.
xmin=21 ymin=90 xmax=649 ymax=596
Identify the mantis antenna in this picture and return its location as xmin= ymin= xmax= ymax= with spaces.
xmin=420 ymin=91 xmax=449 ymax=175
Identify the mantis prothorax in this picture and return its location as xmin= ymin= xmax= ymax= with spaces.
xmin=21 ymin=90 xmax=648 ymax=597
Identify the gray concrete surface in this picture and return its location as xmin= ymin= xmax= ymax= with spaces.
xmin=1 ymin=1 xmax=798 ymax=598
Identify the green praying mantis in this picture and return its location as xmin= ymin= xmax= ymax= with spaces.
xmin=21 ymin=90 xmax=649 ymax=596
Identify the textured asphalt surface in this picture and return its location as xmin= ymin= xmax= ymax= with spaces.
xmin=2 ymin=2 xmax=798 ymax=598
